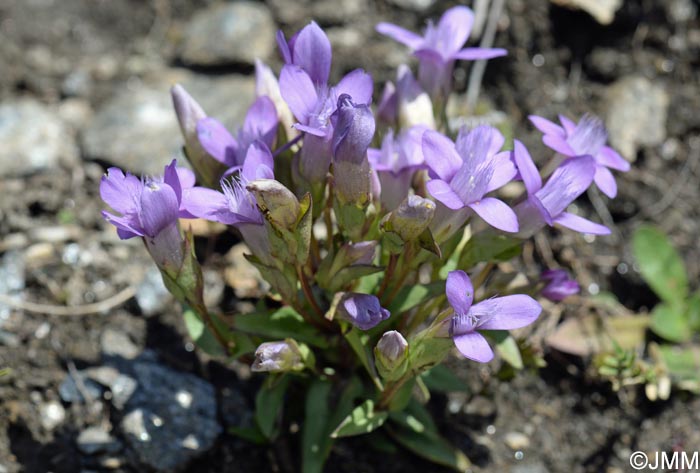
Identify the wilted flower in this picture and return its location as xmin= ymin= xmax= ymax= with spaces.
xmin=247 ymin=179 xmax=301 ymax=230
xmin=377 ymin=6 xmax=506 ymax=99
xmin=541 ymin=269 xmax=580 ymax=301
xmin=445 ymin=270 xmax=541 ymax=362
xmin=423 ymin=126 xmax=518 ymax=233
xmin=382 ymin=195 xmax=435 ymax=242
xmin=251 ymin=340 xmax=305 ymax=373
xmin=529 ymin=114 xmax=630 ymax=198
xmin=337 ymin=293 xmax=391 ymax=330
xmin=511 ymin=140 xmax=610 ymax=237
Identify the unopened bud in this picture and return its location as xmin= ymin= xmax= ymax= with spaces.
xmin=382 ymin=195 xmax=435 ymax=242
xmin=396 ymin=65 xmax=435 ymax=130
xmin=251 ymin=339 xmax=304 ymax=373
xmin=336 ymin=293 xmax=390 ymax=331
xmin=375 ymin=331 xmax=408 ymax=371
xmin=337 ymin=241 xmax=377 ymax=267
xmin=541 ymin=269 xmax=580 ymax=301
xmin=247 ymin=179 xmax=300 ymax=229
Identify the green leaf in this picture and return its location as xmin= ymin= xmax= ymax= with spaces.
xmin=386 ymin=282 xmax=445 ymax=315
xmin=483 ymin=330 xmax=524 ymax=369
xmin=459 ymin=233 xmax=522 ymax=269
xmin=650 ymin=303 xmax=690 ymax=343
xmin=387 ymin=424 xmax=470 ymax=472
xmin=421 ymin=365 xmax=468 ymax=393
xmin=407 ymin=336 xmax=453 ymax=372
xmin=388 ymin=377 xmax=416 ymax=412
xmin=632 ymin=225 xmax=688 ymax=303
xmin=345 ymin=328 xmax=383 ymax=390
xmin=228 ymin=424 xmax=267 ymax=444
xmin=331 ymin=400 xmax=388 ymax=438
xmin=234 ymin=307 xmax=329 ymax=348
xmin=183 ymin=307 xmax=225 ymax=356
xmin=255 ymin=376 xmax=291 ymax=439
xmin=302 ymin=380 xmax=334 ymax=473
xmin=390 ymin=398 xmax=438 ymax=435
xmin=355 ymin=271 xmax=383 ymax=294
xmin=658 ymin=345 xmax=700 ymax=393
xmin=327 ymin=265 xmax=384 ymax=292
xmin=687 ymin=292 xmax=700 ymax=332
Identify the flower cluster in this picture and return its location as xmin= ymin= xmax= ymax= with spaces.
xmin=99 ymin=7 xmax=629 ymax=471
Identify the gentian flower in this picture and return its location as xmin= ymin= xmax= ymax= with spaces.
xmin=331 ymin=94 xmax=376 ymax=206
xmin=540 ymin=269 xmax=580 ymax=302
xmin=100 ymin=160 xmax=195 ymax=271
xmin=511 ymin=140 xmax=610 ymax=237
xmin=377 ymin=6 xmax=506 ymax=100
xmin=251 ymin=340 xmax=305 ymax=373
xmin=446 ymin=270 xmax=541 ymax=363
xmin=423 ymin=126 xmax=518 ymax=233
xmin=255 ymin=60 xmax=297 ymax=141
xmin=529 ymin=114 xmax=630 ymax=198
xmin=336 ymin=293 xmax=391 ymax=330
xmin=376 ymin=66 xmax=435 ymax=130
xmin=196 ymin=96 xmax=278 ymax=170
xmin=277 ymin=21 xmax=331 ymax=88
xmin=368 ymin=125 xmax=428 ymax=210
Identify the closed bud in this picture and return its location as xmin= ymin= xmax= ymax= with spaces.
xmin=374 ymin=330 xmax=408 ymax=381
xmin=396 ymin=65 xmax=435 ymax=130
xmin=336 ymin=241 xmax=377 ymax=268
xmin=382 ymin=195 xmax=435 ymax=242
xmin=541 ymin=269 xmax=580 ymax=301
xmin=336 ymin=293 xmax=390 ymax=330
xmin=246 ymin=179 xmax=301 ymax=229
xmin=251 ymin=339 xmax=305 ymax=373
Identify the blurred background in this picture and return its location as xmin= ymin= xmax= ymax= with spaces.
xmin=0 ymin=0 xmax=698 ymax=471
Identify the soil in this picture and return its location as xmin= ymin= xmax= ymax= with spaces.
xmin=1 ymin=0 xmax=699 ymax=472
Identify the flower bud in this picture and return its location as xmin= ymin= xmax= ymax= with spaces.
xmin=246 ymin=179 xmax=300 ymax=229
xmin=251 ymin=340 xmax=305 ymax=373
xmin=374 ymin=330 xmax=409 ymax=381
xmin=396 ymin=65 xmax=435 ymax=130
xmin=336 ymin=293 xmax=390 ymax=330
xmin=541 ymin=269 xmax=580 ymax=301
xmin=255 ymin=60 xmax=297 ymax=140
xmin=336 ymin=241 xmax=377 ymax=268
xmin=333 ymin=94 xmax=375 ymax=166
xmin=382 ymin=195 xmax=435 ymax=242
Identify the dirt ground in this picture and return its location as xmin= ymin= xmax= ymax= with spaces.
xmin=0 ymin=0 xmax=698 ymax=472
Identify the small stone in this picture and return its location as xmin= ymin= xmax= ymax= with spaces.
xmin=81 ymin=69 xmax=254 ymax=175
xmin=61 ymin=69 xmax=93 ymax=97
xmin=39 ymin=401 xmax=66 ymax=431
xmin=59 ymin=372 xmax=103 ymax=404
xmin=24 ymin=243 xmax=55 ymax=267
xmin=388 ymin=0 xmax=436 ymax=11
xmin=510 ymin=460 xmax=550 ymax=473
xmin=504 ymin=431 xmax=531 ymax=450
xmin=224 ymin=244 xmax=269 ymax=299
xmin=605 ymin=76 xmax=669 ymax=161
xmin=135 ymin=267 xmax=170 ymax=316
xmin=464 ymin=395 xmax=497 ymax=417
xmin=550 ymin=0 xmax=622 ymax=24
xmin=77 ymin=427 xmax=121 ymax=455
xmin=179 ymin=2 xmax=275 ymax=67
xmin=0 ymin=251 xmax=25 ymax=320
xmin=0 ymin=98 xmax=77 ymax=176
xmin=101 ymin=328 xmax=141 ymax=360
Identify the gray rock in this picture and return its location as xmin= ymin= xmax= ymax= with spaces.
xmin=605 ymin=76 xmax=669 ymax=161
xmin=550 ymin=0 xmax=622 ymax=24
xmin=81 ymin=69 xmax=254 ymax=175
xmin=388 ymin=0 xmax=436 ymax=11
xmin=504 ymin=431 xmax=531 ymax=450
xmin=135 ymin=267 xmax=170 ymax=316
xmin=179 ymin=2 xmax=275 ymax=67
xmin=510 ymin=461 xmax=550 ymax=473
xmin=59 ymin=372 xmax=104 ymax=403
xmin=39 ymin=401 xmax=66 ymax=431
xmin=117 ymin=356 xmax=221 ymax=471
xmin=100 ymin=328 xmax=140 ymax=360
xmin=77 ymin=427 xmax=121 ymax=455
xmin=0 ymin=99 xmax=77 ymax=176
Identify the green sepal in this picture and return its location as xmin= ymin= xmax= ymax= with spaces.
xmin=417 ymin=228 xmax=441 ymax=258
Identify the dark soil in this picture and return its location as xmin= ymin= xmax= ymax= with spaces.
xmin=1 ymin=0 xmax=698 ymax=472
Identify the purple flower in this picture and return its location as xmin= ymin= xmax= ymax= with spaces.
xmin=377 ymin=6 xmax=506 ymax=99
xmin=100 ymin=160 xmax=194 ymax=240
xmin=337 ymin=293 xmax=391 ymax=330
xmin=529 ymin=114 xmax=630 ymax=198
xmin=255 ymin=60 xmax=296 ymax=140
xmin=446 ymin=270 xmax=541 ymax=363
xmin=511 ymin=140 xmax=610 ymax=237
xmin=423 ymin=126 xmax=518 ymax=233
xmin=541 ymin=269 xmax=580 ymax=302
xmin=279 ymin=63 xmax=373 ymax=184
xmin=368 ymin=125 xmax=428 ymax=210
xmin=196 ymin=96 xmax=278 ymax=169
xmin=277 ymin=21 xmax=332 ymax=88
xmin=376 ymin=65 xmax=435 ymax=130
xmin=251 ymin=340 xmax=304 ymax=373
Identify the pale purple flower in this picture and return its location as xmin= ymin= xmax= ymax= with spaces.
xmin=541 ymin=269 xmax=580 ymax=302
xmin=100 ymin=160 xmax=194 ymax=240
xmin=251 ymin=340 xmax=304 ymax=373
xmin=279 ymin=63 xmax=373 ymax=183
xmin=277 ymin=21 xmax=332 ymax=88
xmin=337 ymin=293 xmax=390 ymax=330
xmin=446 ymin=270 xmax=541 ymax=363
xmin=368 ymin=125 xmax=428 ymax=210
xmin=196 ymin=96 xmax=278 ymax=169
xmin=423 ymin=126 xmax=518 ymax=233
xmin=511 ymin=140 xmax=610 ymax=237
xmin=376 ymin=65 xmax=435 ymax=129
xmin=377 ymin=6 xmax=506 ymax=99
xmin=529 ymin=114 xmax=630 ymax=198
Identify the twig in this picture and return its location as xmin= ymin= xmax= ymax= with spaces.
xmin=587 ymin=186 xmax=619 ymax=244
xmin=0 ymin=285 xmax=137 ymax=316
xmin=466 ymin=0 xmax=505 ymax=112
xmin=643 ymin=138 xmax=700 ymax=217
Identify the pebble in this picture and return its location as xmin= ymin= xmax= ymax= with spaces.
xmin=0 ymin=251 xmax=25 ymax=321
xmin=59 ymin=372 xmax=104 ymax=404
xmin=135 ymin=267 xmax=170 ymax=316
xmin=224 ymin=244 xmax=269 ymax=299
xmin=510 ymin=461 xmax=550 ymax=473
xmin=0 ymin=98 xmax=77 ymax=176
xmin=550 ymin=0 xmax=622 ymax=24
xmin=81 ymin=69 xmax=254 ymax=175
xmin=464 ymin=395 xmax=497 ymax=417
xmin=39 ymin=401 xmax=66 ymax=431
xmin=388 ymin=0 xmax=436 ymax=11
xmin=179 ymin=2 xmax=275 ymax=67
xmin=504 ymin=431 xmax=531 ymax=450
xmin=605 ymin=76 xmax=669 ymax=161
xmin=76 ymin=427 xmax=121 ymax=455
xmin=100 ymin=328 xmax=141 ymax=360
